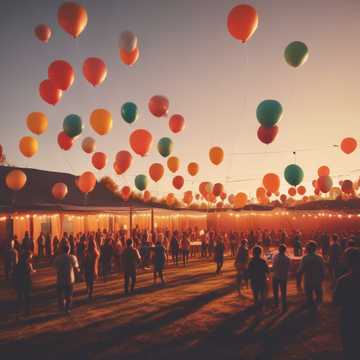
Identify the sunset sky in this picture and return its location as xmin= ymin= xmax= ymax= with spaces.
xmin=1 ymin=0 xmax=360 ymax=200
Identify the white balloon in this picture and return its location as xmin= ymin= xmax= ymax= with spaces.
xmin=119 ymin=30 xmax=138 ymax=52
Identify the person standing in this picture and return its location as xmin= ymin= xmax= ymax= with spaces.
xmin=45 ymin=233 xmax=52 ymax=257
xmin=235 ymin=240 xmax=249 ymax=295
xmin=53 ymin=243 xmax=79 ymax=314
xmin=320 ymin=232 xmax=330 ymax=259
xmin=153 ymin=241 xmax=166 ymax=284
xmin=214 ymin=237 xmax=225 ymax=275
xmin=100 ymin=238 xmax=113 ymax=280
xmin=122 ymin=239 xmax=141 ymax=295
xmin=21 ymin=231 xmax=34 ymax=254
xmin=83 ymin=237 xmax=100 ymax=301
xmin=181 ymin=233 xmax=190 ymax=267
xmin=170 ymin=232 xmax=180 ymax=265
xmin=37 ymin=232 xmax=46 ymax=258
xmin=328 ymin=234 xmax=344 ymax=286
xmin=4 ymin=239 xmax=18 ymax=281
xmin=272 ymin=244 xmax=290 ymax=312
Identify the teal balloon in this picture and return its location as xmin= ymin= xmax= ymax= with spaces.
xmin=63 ymin=114 xmax=83 ymax=138
xmin=157 ymin=137 xmax=173 ymax=157
xmin=135 ymin=174 xmax=148 ymax=191
xmin=256 ymin=100 xmax=283 ymax=128
xmin=284 ymin=41 xmax=309 ymax=68
xmin=284 ymin=164 xmax=304 ymax=186
xmin=121 ymin=102 xmax=138 ymax=124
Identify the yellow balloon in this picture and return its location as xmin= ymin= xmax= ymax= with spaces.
xmin=19 ymin=136 xmax=38 ymax=157
xmin=26 ymin=112 xmax=48 ymax=135
xmin=5 ymin=169 xmax=27 ymax=191
xmin=167 ymin=156 xmax=180 ymax=173
xmin=233 ymin=192 xmax=248 ymax=208
xmin=90 ymin=109 xmax=112 ymax=135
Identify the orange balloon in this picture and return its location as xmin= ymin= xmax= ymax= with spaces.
xmin=52 ymin=182 xmax=68 ymax=200
xmin=256 ymin=187 xmax=266 ymax=201
xmin=199 ymin=182 xmax=212 ymax=197
xmin=34 ymin=24 xmax=52 ymax=43
xmin=129 ymin=129 xmax=153 ymax=156
xmin=39 ymin=79 xmax=62 ymax=106
xmin=166 ymin=193 xmax=176 ymax=207
xmin=57 ymin=2 xmax=88 ymax=38
xmin=143 ymin=190 xmax=151 ymax=202
xmin=78 ymin=171 xmax=96 ymax=193
xmin=149 ymin=163 xmax=164 ymax=182
xmin=297 ymin=185 xmax=306 ymax=196
xmin=48 ymin=60 xmax=75 ymax=90
xmin=341 ymin=180 xmax=353 ymax=194
xmin=233 ymin=192 xmax=248 ymax=208
xmin=187 ymin=162 xmax=199 ymax=176
xmin=169 ymin=114 xmax=185 ymax=133
xmin=148 ymin=95 xmax=169 ymax=117
xmin=115 ymin=150 xmax=132 ymax=175
xmin=209 ymin=146 xmax=224 ymax=165
xmin=5 ymin=169 xmax=27 ymax=191
xmin=167 ymin=156 xmax=180 ymax=173
xmin=213 ymin=183 xmax=224 ymax=197
xmin=266 ymin=190 xmax=272 ymax=197
xmin=263 ymin=173 xmax=280 ymax=193
xmin=119 ymin=47 xmax=139 ymax=66
xmin=183 ymin=191 xmax=193 ymax=205
xmin=172 ymin=176 xmax=184 ymax=190
xmin=121 ymin=186 xmax=132 ymax=201
xmin=340 ymin=137 xmax=357 ymax=154
xmin=83 ymin=57 xmax=107 ymax=86
xmin=19 ymin=136 xmax=38 ymax=158
xmin=227 ymin=4 xmax=258 ymax=43
xmin=318 ymin=166 xmax=330 ymax=177
xmin=317 ymin=176 xmax=333 ymax=193
xmin=91 ymin=152 xmax=107 ymax=170
xmin=288 ymin=187 xmax=296 ymax=196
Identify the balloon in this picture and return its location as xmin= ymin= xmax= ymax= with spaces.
xmin=52 ymin=182 xmax=68 ymax=200
xmin=57 ymin=131 xmax=74 ymax=151
xmin=284 ymin=164 xmax=304 ymax=186
xmin=115 ymin=150 xmax=132 ymax=174
xmin=317 ymin=176 xmax=333 ymax=193
xmin=288 ymin=187 xmax=296 ymax=196
xmin=82 ymin=137 xmax=96 ymax=154
xmin=297 ymin=185 xmax=306 ymax=195
xmin=284 ymin=41 xmax=309 ymax=68
xmin=312 ymin=179 xmax=318 ymax=188
xmin=34 ymin=24 xmax=51 ymax=43
xmin=148 ymin=95 xmax=169 ymax=117
xmin=318 ymin=166 xmax=330 ymax=177
xmin=39 ymin=79 xmax=62 ymax=105
xmin=48 ymin=60 xmax=75 ymax=91
xmin=121 ymin=186 xmax=132 ymax=201
xmin=143 ymin=190 xmax=151 ymax=202
xmin=266 ymin=190 xmax=272 ymax=198
xmin=119 ymin=47 xmax=140 ymax=66
xmin=19 ymin=136 xmax=38 ymax=158
xmin=91 ymin=152 xmax=107 ymax=170
xmin=213 ymin=183 xmax=224 ymax=197
xmin=119 ymin=31 xmax=138 ymax=52
xmin=263 ymin=173 xmax=280 ymax=193
xmin=228 ymin=194 xmax=235 ymax=204
xmin=135 ymin=174 xmax=148 ymax=191
xmin=166 ymin=193 xmax=176 ymax=207
xmin=83 ymin=57 xmax=107 ymax=86
xmin=26 ymin=112 xmax=48 ymax=135
xmin=257 ymin=125 xmax=279 ymax=144
xmin=63 ymin=114 xmax=83 ymax=138
xmin=220 ymin=192 xmax=227 ymax=201
xmin=121 ymin=102 xmax=138 ymax=124
xmin=57 ymin=2 xmax=88 ymax=38
xmin=256 ymin=187 xmax=266 ymax=201
xmin=158 ymin=137 xmax=173 ymax=157
xmin=172 ymin=176 xmax=184 ymax=190
xmin=78 ymin=171 xmax=97 ymax=193
xmin=149 ymin=163 xmax=164 ymax=182
xmin=340 ymin=137 xmax=357 ymax=154
xmin=183 ymin=191 xmax=193 ymax=205
xmin=314 ymin=189 xmax=320 ymax=196
xmin=199 ymin=182 xmax=212 ymax=197
xmin=169 ymin=114 xmax=185 ymax=133
xmin=341 ymin=180 xmax=353 ymax=194
xmin=129 ymin=129 xmax=153 ymax=156
xmin=280 ymin=194 xmax=287 ymax=202
xmin=5 ymin=169 xmax=27 ymax=191
xmin=234 ymin=192 xmax=248 ymax=208
xmin=227 ymin=4 xmax=258 ymax=43
xmin=187 ymin=162 xmax=199 ymax=176
xmin=90 ymin=109 xmax=112 ymax=135
xmin=167 ymin=156 xmax=180 ymax=173
xmin=256 ymin=100 xmax=283 ymax=128
xmin=209 ymin=146 xmax=224 ymax=165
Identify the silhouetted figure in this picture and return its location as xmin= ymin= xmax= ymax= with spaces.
xmin=21 ymin=231 xmax=34 ymax=254
xmin=334 ymin=248 xmax=360 ymax=360
xmin=153 ymin=241 xmax=166 ymax=284
xmin=328 ymin=234 xmax=343 ymax=285
xmin=181 ymin=234 xmax=190 ymax=266
xmin=100 ymin=238 xmax=113 ymax=280
xmin=170 ymin=233 xmax=179 ymax=265
xmin=84 ymin=237 xmax=99 ymax=301
xmin=37 ymin=232 xmax=46 ymax=257
xmin=122 ymin=239 xmax=141 ymax=294
xmin=214 ymin=237 xmax=225 ymax=275
xmin=320 ymin=232 xmax=330 ymax=259
xmin=4 ymin=239 xmax=18 ymax=281
xmin=235 ymin=240 xmax=249 ymax=295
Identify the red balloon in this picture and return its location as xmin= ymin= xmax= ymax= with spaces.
xmin=297 ymin=185 xmax=306 ymax=195
xmin=119 ymin=47 xmax=139 ymax=66
xmin=280 ymin=194 xmax=287 ymax=202
xmin=288 ymin=187 xmax=296 ymax=196
xmin=82 ymin=57 xmax=107 ymax=86
xmin=148 ymin=95 xmax=169 ymax=117
xmin=257 ymin=126 xmax=279 ymax=144
xmin=115 ymin=150 xmax=132 ymax=174
xmin=143 ymin=190 xmax=151 ymax=202
xmin=39 ymin=79 xmax=62 ymax=105
xmin=57 ymin=2 xmax=88 ymax=38
xmin=341 ymin=180 xmax=353 ymax=194
xmin=318 ymin=166 xmax=330 ymax=177
xmin=169 ymin=114 xmax=185 ymax=133
xmin=172 ymin=176 xmax=184 ymax=190
xmin=340 ymin=137 xmax=357 ymax=154
xmin=48 ymin=60 xmax=75 ymax=90
xmin=314 ymin=188 xmax=320 ymax=196
xmin=34 ymin=24 xmax=52 ymax=43
xmin=220 ymin=192 xmax=227 ymax=201
xmin=317 ymin=176 xmax=333 ymax=193
xmin=57 ymin=131 xmax=73 ymax=150
xmin=149 ymin=163 xmax=164 ymax=182
xmin=121 ymin=186 xmax=132 ymax=201
xmin=92 ymin=152 xmax=107 ymax=170
xmin=52 ymin=182 xmax=68 ymax=200
xmin=129 ymin=129 xmax=153 ymax=156
xmin=213 ymin=183 xmax=224 ymax=197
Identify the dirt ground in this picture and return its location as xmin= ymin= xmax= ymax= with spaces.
xmin=0 ymin=257 xmax=344 ymax=360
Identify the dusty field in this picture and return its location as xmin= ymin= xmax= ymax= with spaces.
xmin=0 ymin=257 xmax=343 ymax=360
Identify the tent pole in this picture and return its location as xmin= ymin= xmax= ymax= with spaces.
xmin=151 ymin=208 xmax=154 ymax=242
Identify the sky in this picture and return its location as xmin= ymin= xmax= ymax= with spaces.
xmin=1 ymin=0 xmax=360 ymax=201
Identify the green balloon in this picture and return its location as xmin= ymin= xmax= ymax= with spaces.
xmin=284 ymin=41 xmax=309 ymax=68
xmin=256 ymin=100 xmax=283 ymax=128
xmin=135 ymin=174 xmax=148 ymax=191
xmin=284 ymin=164 xmax=304 ymax=186
xmin=63 ymin=114 xmax=83 ymax=138
xmin=121 ymin=102 xmax=138 ymax=124
xmin=157 ymin=137 xmax=173 ymax=157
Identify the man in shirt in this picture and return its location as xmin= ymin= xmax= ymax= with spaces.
xmin=122 ymin=239 xmax=141 ymax=295
xmin=53 ymin=243 xmax=79 ymax=314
